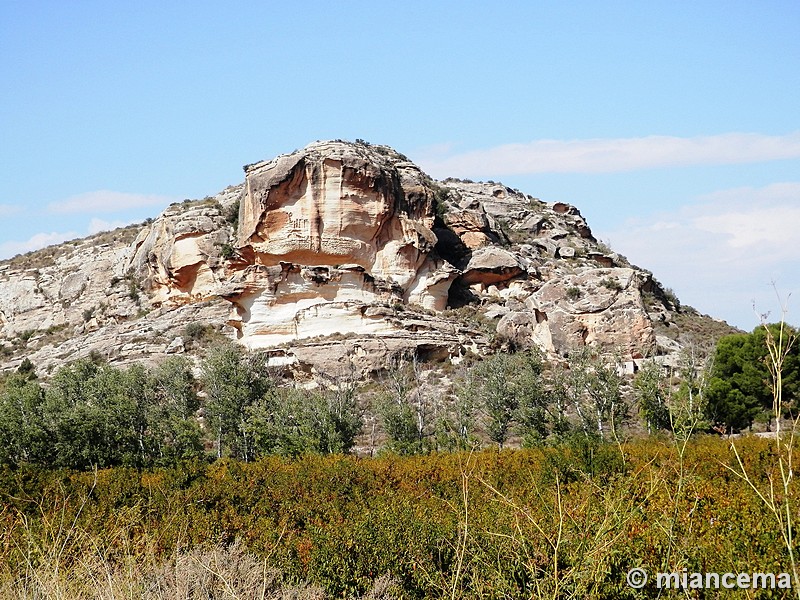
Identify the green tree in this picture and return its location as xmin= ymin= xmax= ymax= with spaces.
xmin=144 ymin=356 xmax=204 ymax=463
xmin=513 ymin=350 xmax=549 ymax=446
xmin=445 ymin=374 xmax=480 ymax=450
xmin=44 ymin=359 xmax=148 ymax=469
xmin=246 ymin=385 xmax=363 ymax=457
xmin=376 ymin=354 xmax=429 ymax=455
xmin=0 ymin=371 xmax=49 ymax=467
xmin=378 ymin=389 xmax=420 ymax=455
xmin=472 ymin=353 xmax=520 ymax=449
xmin=666 ymin=349 xmax=709 ymax=441
xmin=454 ymin=350 xmax=547 ymax=449
xmin=560 ymin=348 xmax=627 ymax=442
xmin=201 ymin=343 xmax=273 ymax=461
xmin=634 ymin=361 xmax=671 ymax=433
xmin=543 ymin=368 xmax=573 ymax=440
xmin=247 ymin=387 xmax=304 ymax=457
xmin=310 ymin=385 xmax=363 ymax=454
xmin=705 ymin=324 xmax=798 ymax=432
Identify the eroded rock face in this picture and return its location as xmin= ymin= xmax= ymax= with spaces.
xmin=225 ymin=141 xmax=452 ymax=347
xmin=1 ymin=140 xmax=704 ymax=378
xmin=239 ymin=141 xmax=437 ymax=285
xmin=129 ymin=186 xmax=241 ymax=304
xmin=461 ymin=247 xmax=525 ymax=286
xmin=0 ymin=234 xmax=138 ymax=342
xmin=497 ymin=268 xmax=655 ymax=356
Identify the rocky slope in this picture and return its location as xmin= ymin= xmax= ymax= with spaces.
xmin=0 ymin=140 xmax=735 ymax=377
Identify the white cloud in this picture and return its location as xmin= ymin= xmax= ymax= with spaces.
xmin=686 ymin=183 xmax=800 ymax=261
xmin=417 ymin=132 xmax=800 ymax=178
xmin=47 ymin=190 xmax=175 ymax=214
xmin=0 ymin=231 xmax=79 ymax=260
xmin=602 ymin=182 xmax=800 ymax=330
xmin=692 ymin=209 xmax=800 ymax=252
xmin=88 ymin=217 xmax=131 ymax=235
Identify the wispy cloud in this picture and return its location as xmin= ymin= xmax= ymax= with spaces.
xmin=88 ymin=217 xmax=132 ymax=235
xmin=0 ymin=231 xmax=79 ymax=260
xmin=690 ymin=183 xmax=800 ymax=254
xmin=418 ymin=132 xmax=800 ymax=178
xmin=603 ymin=182 xmax=800 ymax=329
xmin=47 ymin=190 xmax=175 ymax=214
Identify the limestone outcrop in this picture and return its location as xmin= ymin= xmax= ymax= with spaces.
xmin=496 ymin=267 xmax=652 ymax=356
xmin=240 ymin=142 xmax=436 ymax=278
xmin=0 ymin=140 xmax=729 ymax=377
xmin=0 ymin=230 xmax=139 ymax=342
xmin=129 ymin=186 xmax=241 ymax=304
xmin=224 ymin=142 xmax=460 ymax=348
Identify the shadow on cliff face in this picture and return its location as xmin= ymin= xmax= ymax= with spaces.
xmin=431 ymin=216 xmax=477 ymax=310
xmin=431 ymin=223 xmax=471 ymax=270
xmin=445 ymin=278 xmax=479 ymax=309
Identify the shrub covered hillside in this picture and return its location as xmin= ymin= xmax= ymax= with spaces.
xmin=0 ymin=438 xmax=798 ymax=598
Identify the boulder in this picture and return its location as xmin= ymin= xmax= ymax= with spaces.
xmin=460 ymin=247 xmax=524 ymax=286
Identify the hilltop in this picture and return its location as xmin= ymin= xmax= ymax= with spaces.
xmin=0 ymin=140 xmax=737 ymax=377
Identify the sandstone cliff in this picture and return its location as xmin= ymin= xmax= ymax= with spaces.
xmin=0 ymin=140 xmax=733 ymax=377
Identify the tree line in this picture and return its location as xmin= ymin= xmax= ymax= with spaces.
xmin=0 ymin=322 xmax=796 ymax=470
xmin=0 ymin=345 xmax=361 ymax=469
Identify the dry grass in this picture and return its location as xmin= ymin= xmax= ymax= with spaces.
xmin=654 ymin=307 xmax=741 ymax=356
xmin=3 ymin=246 xmax=61 ymax=270
xmin=0 ymin=476 xmax=401 ymax=600
xmin=85 ymin=223 xmax=143 ymax=248
xmin=1 ymin=542 xmax=310 ymax=599
xmin=0 ymin=540 xmax=401 ymax=599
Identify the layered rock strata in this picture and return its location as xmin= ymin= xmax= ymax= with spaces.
xmin=0 ymin=140 xmax=711 ymax=377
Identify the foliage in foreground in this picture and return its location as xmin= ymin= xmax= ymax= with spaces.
xmin=0 ymin=437 xmax=798 ymax=598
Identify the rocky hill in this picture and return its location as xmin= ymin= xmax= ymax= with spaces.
xmin=0 ymin=140 xmax=736 ymax=377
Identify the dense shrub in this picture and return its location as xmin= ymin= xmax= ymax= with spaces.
xmin=0 ymin=438 xmax=797 ymax=598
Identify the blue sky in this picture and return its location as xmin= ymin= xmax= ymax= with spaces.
xmin=1 ymin=0 xmax=798 ymax=330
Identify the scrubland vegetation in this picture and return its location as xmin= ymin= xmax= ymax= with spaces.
xmin=0 ymin=318 xmax=797 ymax=598
xmin=0 ymin=439 xmax=798 ymax=598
